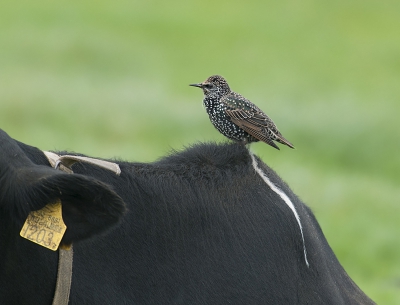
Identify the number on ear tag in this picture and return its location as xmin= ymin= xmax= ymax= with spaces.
xmin=20 ymin=200 xmax=67 ymax=251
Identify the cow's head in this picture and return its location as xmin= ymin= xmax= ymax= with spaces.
xmin=0 ymin=129 xmax=126 ymax=246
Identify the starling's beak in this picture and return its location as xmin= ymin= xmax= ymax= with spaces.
xmin=189 ymin=83 xmax=203 ymax=88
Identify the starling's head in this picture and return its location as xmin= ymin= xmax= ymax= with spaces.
xmin=190 ymin=75 xmax=231 ymax=97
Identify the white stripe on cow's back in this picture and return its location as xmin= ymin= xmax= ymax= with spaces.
xmin=249 ymin=151 xmax=310 ymax=267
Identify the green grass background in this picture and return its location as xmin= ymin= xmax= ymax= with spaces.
xmin=1 ymin=0 xmax=399 ymax=303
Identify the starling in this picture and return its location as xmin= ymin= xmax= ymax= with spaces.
xmin=190 ymin=75 xmax=294 ymax=150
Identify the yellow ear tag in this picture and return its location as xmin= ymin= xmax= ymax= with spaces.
xmin=20 ymin=200 xmax=67 ymax=251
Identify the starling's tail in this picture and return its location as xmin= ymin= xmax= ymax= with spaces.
xmin=275 ymin=134 xmax=295 ymax=149
xmin=264 ymin=138 xmax=280 ymax=150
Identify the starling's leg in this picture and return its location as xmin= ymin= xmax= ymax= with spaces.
xmin=239 ymin=138 xmax=249 ymax=145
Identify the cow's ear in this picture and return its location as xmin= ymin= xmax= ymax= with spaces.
xmin=28 ymin=170 xmax=126 ymax=244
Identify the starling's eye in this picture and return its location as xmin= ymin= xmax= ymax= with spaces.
xmin=203 ymin=83 xmax=213 ymax=89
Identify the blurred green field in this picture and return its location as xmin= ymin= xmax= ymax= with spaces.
xmin=1 ymin=0 xmax=399 ymax=303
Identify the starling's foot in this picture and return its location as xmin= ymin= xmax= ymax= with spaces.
xmin=238 ymin=138 xmax=249 ymax=145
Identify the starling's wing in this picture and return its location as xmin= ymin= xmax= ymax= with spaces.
xmin=222 ymin=93 xmax=294 ymax=149
xmin=241 ymin=123 xmax=281 ymax=149
xmin=226 ymin=109 xmax=280 ymax=149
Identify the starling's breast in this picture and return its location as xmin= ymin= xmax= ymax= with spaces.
xmin=203 ymin=97 xmax=250 ymax=142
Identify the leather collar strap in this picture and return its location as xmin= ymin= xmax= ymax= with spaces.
xmin=43 ymin=151 xmax=121 ymax=176
xmin=42 ymin=151 xmax=121 ymax=305
xmin=52 ymin=245 xmax=74 ymax=305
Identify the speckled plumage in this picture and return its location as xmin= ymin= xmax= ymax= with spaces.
xmin=190 ymin=75 xmax=294 ymax=150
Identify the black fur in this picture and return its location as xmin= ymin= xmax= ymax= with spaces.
xmin=0 ymin=129 xmax=374 ymax=304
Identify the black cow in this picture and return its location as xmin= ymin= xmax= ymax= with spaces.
xmin=0 ymin=129 xmax=374 ymax=304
